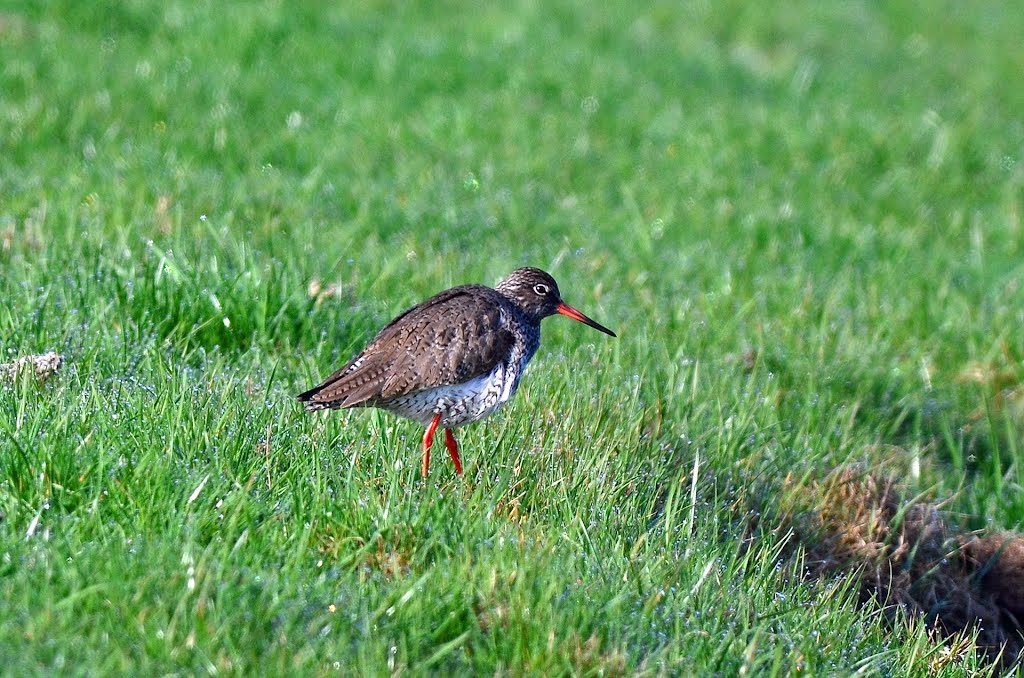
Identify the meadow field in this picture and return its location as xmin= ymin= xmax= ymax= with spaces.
xmin=2 ymin=1 xmax=1024 ymax=674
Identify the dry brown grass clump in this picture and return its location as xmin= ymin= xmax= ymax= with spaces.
xmin=795 ymin=467 xmax=1024 ymax=668
xmin=314 ymin=525 xmax=414 ymax=581
xmin=0 ymin=351 xmax=63 ymax=383
xmin=961 ymin=533 xmax=1024 ymax=626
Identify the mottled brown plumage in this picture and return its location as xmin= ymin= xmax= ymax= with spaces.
xmin=297 ymin=268 xmax=615 ymax=477
xmin=300 ymin=286 xmax=515 ymax=409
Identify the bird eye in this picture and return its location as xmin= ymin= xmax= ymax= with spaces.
xmin=533 ymin=283 xmax=550 ymax=296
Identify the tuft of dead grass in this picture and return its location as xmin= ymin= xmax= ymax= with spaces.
xmin=790 ymin=467 xmax=1024 ymax=668
xmin=155 ymin=195 xmax=174 ymax=234
xmin=567 ymin=632 xmax=628 ymax=677
xmin=956 ymin=351 xmax=1024 ymax=424
xmin=315 ymin=525 xmax=414 ymax=581
xmin=0 ymin=352 xmax=63 ymax=384
xmin=961 ymin=533 xmax=1024 ymax=623
xmin=306 ymin=278 xmax=345 ymax=307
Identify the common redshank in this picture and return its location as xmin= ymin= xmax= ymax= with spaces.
xmin=297 ymin=267 xmax=615 ymax=477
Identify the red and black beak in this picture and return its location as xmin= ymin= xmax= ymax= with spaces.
xmin=556 ymin=302 xmax=616 ymax=337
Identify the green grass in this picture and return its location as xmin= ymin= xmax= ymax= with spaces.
xmin=2 ymin=0 xmax=1023 ymax=674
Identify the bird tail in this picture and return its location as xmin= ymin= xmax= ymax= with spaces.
xmin=296 ymin=384 xmax=335 ymax=410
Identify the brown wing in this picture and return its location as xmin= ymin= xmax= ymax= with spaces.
xmin=296 ymin=285 xmax=515 ymax=409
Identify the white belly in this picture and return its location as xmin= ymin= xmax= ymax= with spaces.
xmin=382 ymin=361 xmax=523 ymax=427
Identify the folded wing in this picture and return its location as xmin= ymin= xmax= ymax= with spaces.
xmin=297 ymin=285 xmax=515 ymax=410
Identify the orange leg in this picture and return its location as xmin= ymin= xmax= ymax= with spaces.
xmin=444 ymin=429 xmax=462 ymax=475
xmin=422 ymin=413 xmax=441 ymax=478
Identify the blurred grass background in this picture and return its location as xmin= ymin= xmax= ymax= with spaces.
xmin=2 ymin=0 xmax=1023 ymax=674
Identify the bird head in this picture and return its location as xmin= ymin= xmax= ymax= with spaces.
xmin=496 ymin=267 xmax=616 ymax=337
